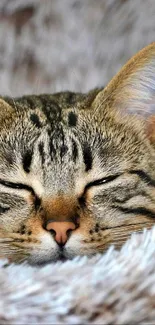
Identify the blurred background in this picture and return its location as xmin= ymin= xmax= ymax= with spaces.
xmin=0 ymin=0 xmax=155 ymax=97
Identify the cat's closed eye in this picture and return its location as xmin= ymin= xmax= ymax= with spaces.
xmin=85 ymin=174 xmax=120 ymax=190
xmin=0 ymin=179 xmax=34 ymax=193
xmin=78 ymin=174 xmax=121 ymax=206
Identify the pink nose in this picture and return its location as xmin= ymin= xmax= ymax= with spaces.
xmin=46 ymin=221 xmax=76 ymax=245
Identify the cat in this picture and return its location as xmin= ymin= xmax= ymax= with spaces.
xmin=0 ymin=42 xmax=155 ymax=265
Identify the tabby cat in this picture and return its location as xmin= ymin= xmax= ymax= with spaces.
xmin=1 ymin=43 xmax=155 ymax=265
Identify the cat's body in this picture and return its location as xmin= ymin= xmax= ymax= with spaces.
xmin=1 ymin=43 xmax=155 ymax=265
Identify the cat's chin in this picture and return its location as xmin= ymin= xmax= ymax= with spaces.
xmin=28 ymin=255 xmax=70 ymax=266
xmin=26 ymin=248 xmax=72 ymax=266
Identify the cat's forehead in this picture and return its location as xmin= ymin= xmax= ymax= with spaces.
xmin=2 ymin=92 xmax=97 ymax=132
xmin=0 ymin=92 xmax=149 ymax=178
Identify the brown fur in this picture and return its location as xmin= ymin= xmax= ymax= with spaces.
xmin=43 ymin=196 xmax=77 ymax=222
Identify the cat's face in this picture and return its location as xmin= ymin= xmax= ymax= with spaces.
xmin=1 ymin=43 xmax=155 ymax=265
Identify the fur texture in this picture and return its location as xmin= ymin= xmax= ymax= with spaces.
xmin=0 ymin=227 xmax=155 ymax=324
xmin=1 ymin=43 xmax=155 ymax=264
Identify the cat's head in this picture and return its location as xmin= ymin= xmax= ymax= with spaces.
xmin=1 ymin=43 xmax=155 ymax=265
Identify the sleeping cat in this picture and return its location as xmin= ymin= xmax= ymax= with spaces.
xmin=0 ymin=43 xmax=155 ymax=265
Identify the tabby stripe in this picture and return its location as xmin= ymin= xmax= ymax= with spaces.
xmin=72 ymin=138 xmax=78 ymax=162
xmin=38 ymin=142 xmax=45 ymax=166
xmin=30 ymin=113 xmax=42 ymax=128
xmin=82 ymin=143 xmax=92 ymax=172
xmin=118 ymin=206 xmax=155 ymax=218
xmin=0 ymin=206 xmax=10 ymax=213
xmin=130 ymin=170 xmax=155 ymax=186
xmin=22 ymin=150 xmax=33 ymax=173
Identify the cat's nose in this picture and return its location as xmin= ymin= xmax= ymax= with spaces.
xmin=46 ymin=221 xmax=76 ymax=246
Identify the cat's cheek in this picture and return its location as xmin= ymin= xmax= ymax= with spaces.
xmin=63 ymin=212 xmax=98 ymax=257
xmin=64 ymin=228 xmax=96 ymax=258
xmin=64 ymin=233 xmax=87 ymax=258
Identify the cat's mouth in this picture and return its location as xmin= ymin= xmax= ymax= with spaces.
xmin=57 ymin=247 xmax=69 ymax=262
xmin=58 ymin=254 xmax=68 ymax=262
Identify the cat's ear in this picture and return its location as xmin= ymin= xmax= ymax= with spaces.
xmin=94 ymin=43 xmax=155 ymax=143
xmin=0 ymin=98 xmax=15 ymax=125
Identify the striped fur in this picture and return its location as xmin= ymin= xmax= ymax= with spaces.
xmin=0 ymin=44 xmax=155 ymax=265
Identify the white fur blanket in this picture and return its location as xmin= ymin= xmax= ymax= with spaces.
xmin=0 ymin=227 xmax=155 ymax=324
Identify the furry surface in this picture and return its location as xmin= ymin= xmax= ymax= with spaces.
xmin=0 ymin=227 xmax=155 ymax=324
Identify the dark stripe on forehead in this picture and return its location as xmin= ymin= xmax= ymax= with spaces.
xmin=83 ymin=142 xmax=92 ymax=171
xmin=48 ymin=125 xmax=68 ymax=160
xmin=60 ymin=144 xmax=68 ymax=159
xmin=118 ymin=206 xmax=155 ymax=218
xmin=23 ymin=150 xmax=33 ymax=173
xmin=59 ymin=125 xmax=68 ymax=159
xmin=72 ymin=139 xmax=78 ymax=162
xmin=30 ymin=113 xmax=42 ymax=128
xmin=49 ymin=138 xmax=56 ymax=158
xmin=40 ymin=96 xmax=61 ymax=123
xmin=38 ymin=142 xmax=45 ymax=165
xmin=68 ymin=112 xmax=77 ymax=127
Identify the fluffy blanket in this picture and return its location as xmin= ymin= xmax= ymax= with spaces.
xmin=0 ymin=227 xmax=155 ymax=324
